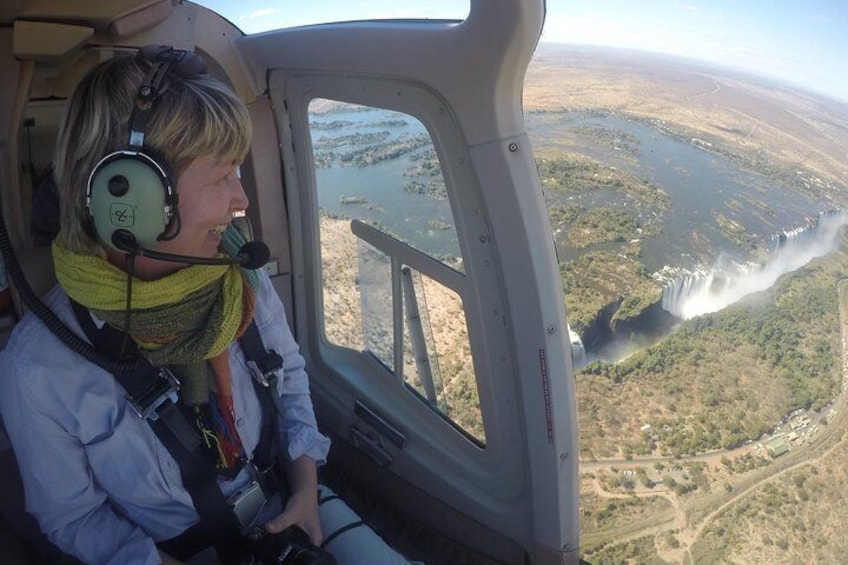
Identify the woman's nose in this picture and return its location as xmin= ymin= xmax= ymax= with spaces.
xmin=230 ymin=177 xmax=249 ymax=210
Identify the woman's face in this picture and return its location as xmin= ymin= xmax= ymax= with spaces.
xmin=125 ymin=153 xmax=248 ymax=279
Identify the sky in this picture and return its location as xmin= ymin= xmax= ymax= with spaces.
xmin=196 ymin=0 xmax=848 ymax=103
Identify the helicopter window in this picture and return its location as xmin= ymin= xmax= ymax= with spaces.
xmin=310 ymin=99 xmax=485 ymax=443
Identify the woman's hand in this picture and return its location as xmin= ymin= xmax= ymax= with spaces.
xmin=263 ymin=456 xmax=323 ymax=545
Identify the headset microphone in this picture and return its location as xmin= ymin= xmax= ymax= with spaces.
xmin=111 ymin=230 xmax=270 ymax=270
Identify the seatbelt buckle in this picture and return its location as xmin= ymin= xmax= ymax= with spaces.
xmin=127 ymin=367 xmax=181 ymax=422
xmin=228 ymin=480 xmax=268 ymax=531
xmin=229 ymin=460 xmax=278 ymax=533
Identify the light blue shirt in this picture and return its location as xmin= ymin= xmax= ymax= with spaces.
xmin=0 ymin=270 xmax=331 ymax=565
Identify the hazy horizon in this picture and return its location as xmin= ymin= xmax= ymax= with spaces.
xmin=196 ymin=0 xmax=848 ymax=104
xmin=536 ymin=42 xmax=848 ymax=107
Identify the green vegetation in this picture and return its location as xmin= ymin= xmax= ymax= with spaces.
xmin=580 ymin=481 xmax=682 ymax=558
xmin=530 ymin=51 xmax=848 ymax=564
xmin=720 ymin=453 xmax=772 ymax=474
xmin=536 ymin=155 xmax=670 ymax=212
xmin=567 ymin=207 xmax=661 ymax=249
xmin=339 ymin=195 xmax=368 ymax=205
xmin=309 ymin=119 xmax=355 ymax=130
xmin=548 ymin=203 xmax=583 ymax=227
xmin=570 ymin=124 xmax=641 ymax=160
xmin=692 ymin=465 xmax=848 ymax=564
xmin=581 ymin=535 xmax=666 ymax=565
xmin=584 ymin=495 xmax=672 ymax=529
xmin=313 ymin=130 xmax=391 ymax=149
xmin=404 ymin=148 xmax=441 ymax=177
xmin=578 ymin=239 xmax=845 ymax=456
xmin=314 ymin=131 xmax=432 ymax=167
xmin=716 ymin=213 xmax=757 ymax=253
xmin=560 ymin=250 xmax=661 ymax=333
xmin=403 ymin=179 xmax=447 ymax=200
xmin=535 ymin=155 xmax=670 ymax=331
xmin=340 ymin=133 xmax=432 ymax=167
xmin=316 ymin=105 xmax=847 ymax=488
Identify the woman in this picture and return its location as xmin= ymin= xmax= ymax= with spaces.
xmin=0 ymin=47 xmax=409 ymax=564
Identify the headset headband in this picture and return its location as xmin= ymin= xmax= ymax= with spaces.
xmin=127 ymin=45 xmax=208 ymax=148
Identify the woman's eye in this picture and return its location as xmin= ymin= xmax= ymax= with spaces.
xmin=224 ymin=169 xmax=239 ymax=183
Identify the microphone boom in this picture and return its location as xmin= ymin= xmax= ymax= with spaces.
xmin=112 ymin=229 xmax=270 ymax=270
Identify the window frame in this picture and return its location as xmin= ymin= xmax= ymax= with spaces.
xmin=274 ymin=70 xmax=527 ymax=502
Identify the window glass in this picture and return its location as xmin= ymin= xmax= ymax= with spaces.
xmin=310 ymin=99 xmax=483 ymax=443
xmin=311 ymin=100 xmax=462 ymax=267
xmin=402 ymin=268 xmax=483 ymax=441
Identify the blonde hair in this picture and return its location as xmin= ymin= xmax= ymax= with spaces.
xmin=54 ymin=51 xmax=252 ymax=255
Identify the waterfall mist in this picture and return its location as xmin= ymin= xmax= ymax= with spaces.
xmin=661 ymin=210 xmax=847 ymax=320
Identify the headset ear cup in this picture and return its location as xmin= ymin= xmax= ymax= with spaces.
xmin=87 ymin=151 xmax=175 ymax=251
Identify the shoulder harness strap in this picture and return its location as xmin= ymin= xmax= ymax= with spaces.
xmin=239 ymin=321 xmax=285 ymax=471
xmin=69 ymin=300 xmax=284 ymax=562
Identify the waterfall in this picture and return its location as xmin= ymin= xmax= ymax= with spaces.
xmin=660 ymin=210 xmax=847 ymax=320
xmin=568 ymin=324 xmax=587 ymax=369
xmin=660 ymin=269 xmax=717 ymax=318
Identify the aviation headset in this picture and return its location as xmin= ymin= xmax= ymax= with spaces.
xmin=85 ymin=45 xmax=208 ymax=252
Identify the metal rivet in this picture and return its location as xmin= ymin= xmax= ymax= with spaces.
xmin=479 ymin=235 xmax=488 ymax=243
xmin=508 ymin=143 xmax=518 ymax=152
xmin=548 ymin=325 xmax=557 ymax=334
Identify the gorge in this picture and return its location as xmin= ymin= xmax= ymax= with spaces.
xmin=571 ymin=209 xmax=848 ymax=368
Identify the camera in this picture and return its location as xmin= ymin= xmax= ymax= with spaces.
xmin=246 ymin=524 xmax=336 ymax=565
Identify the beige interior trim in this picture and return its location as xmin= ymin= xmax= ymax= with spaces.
xmin=107 ymin=0 xmax=172 ymax=39
xmin=13 ymin=21 xmax=94 ymax=60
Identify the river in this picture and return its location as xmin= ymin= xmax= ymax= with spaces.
xmin=313 ymin=105 xmax=831 ymax=275
xmin=525 ymin=110 xmax=831 ymax=272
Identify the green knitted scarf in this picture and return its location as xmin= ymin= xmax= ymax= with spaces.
xmin=53 ymin=226 xmax=258 ymax=404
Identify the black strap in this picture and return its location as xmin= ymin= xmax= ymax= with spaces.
xmin=156 ymin=521 xmax=210 ymax=561
xmin=321 ymin=521 xmax=365 ymax=549
xmin=69 ymin=300 xmax=256 ymax=563
xmin=240 ymin=321 xmax=284 ymax=473
xmin=239 ymin=320 xmax=283 ymax=376
xmin=315 ymin=493 xmax=366 ymax=551
xmin=318 ymin=494 xmax=341 ymax=506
